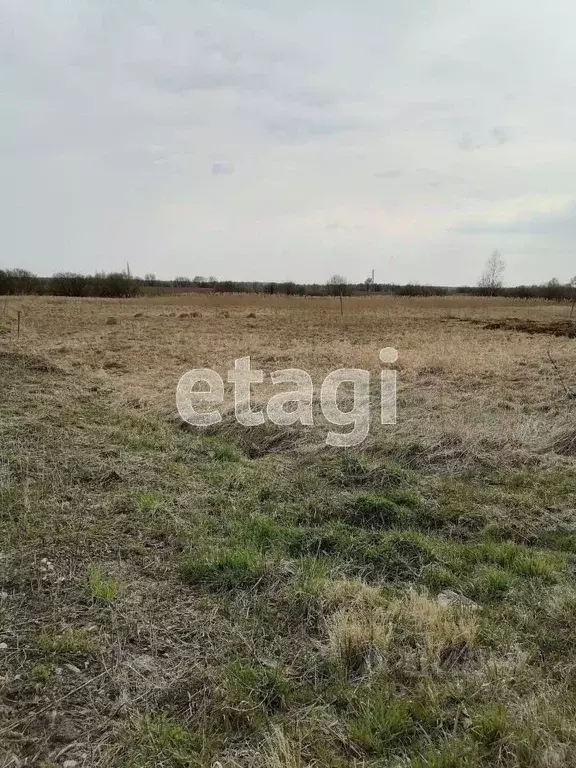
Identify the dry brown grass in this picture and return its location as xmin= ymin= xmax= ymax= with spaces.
xmin=3 ymin=292 xmax=576 ymax=468
xmin=327 ymin=607 xmax=393 ymax=678
xmin=326 ymin=590 xmax=477 ymax=680
xmin=262 ymin=725 xmax=305 ymax=768
xmin=399 ymin=589 xmax=478 ymax=659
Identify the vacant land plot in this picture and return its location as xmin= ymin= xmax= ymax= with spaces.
xmin=1 ymin=294 xmax=576 ymax=767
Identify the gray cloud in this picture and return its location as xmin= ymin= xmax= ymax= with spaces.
xmin=453 ymin=202 xmax=576 ymax=236
xmin=457 ymin=127 xmax=511 ymax=151
xmin=212 ymin=161 xmax=235 ymax=176
xmin=2 ymin=0 xmax=576 ymax=284
xmin=265 ymin=114 xmax=359 ymax=141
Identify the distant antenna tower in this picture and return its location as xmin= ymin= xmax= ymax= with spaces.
xmin=126 ymin=261 xmax=131 ymax=277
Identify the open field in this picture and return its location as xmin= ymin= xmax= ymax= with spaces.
xmin=1 ymin=293 xmax=576 ymax=767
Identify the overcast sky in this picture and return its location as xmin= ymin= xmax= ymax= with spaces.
xmin=2 ymin=0 xmax=576 ymax=284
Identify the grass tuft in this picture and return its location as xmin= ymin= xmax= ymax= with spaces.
xmin=263 ymin=725 xmax=304 ymax=768
xmin=327 ymin=607 xmax=392 ymax=679
xmin=38 ymin=627 xmax=100 ymax=655
xmin=87 ymin=567 xmax=120 ymax=601
xmin=182 ymin=547 xmax=269 ymax=591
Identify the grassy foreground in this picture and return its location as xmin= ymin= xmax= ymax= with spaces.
xmin=2 ymin=344 xmax=576 ymax=767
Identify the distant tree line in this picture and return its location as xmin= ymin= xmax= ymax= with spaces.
xmin=0 ymin=270 xmax=139 ymax=298
xmin=1 ymin=267 xmax=575 ymax=302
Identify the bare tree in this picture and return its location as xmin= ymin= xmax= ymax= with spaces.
xmin=326 ymin=274 xmax=348 ymax=296
xmin=173 ymin=276 xmax=192 ymax=287
xmin=570 ymin=276 xmax=576 ymax=317
xmin=364 ymin=272 xmax=375 ymax=292
xmin=478 ymin=251 xmax=505 ymax=293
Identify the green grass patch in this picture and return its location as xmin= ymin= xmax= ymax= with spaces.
xmin=218 ymin=661 xmax=292 ymax=726
xmin=345 ymin=491 xmax=419 ymax=529
xmin=182 ymin=547 xmax=269 ymax=591
xmin=38 ymin=627 xmax=100 ymax=655
xmin=87 ymin=567 xmax=120 ymax=601
xmin=29 ymin=663 xmax=53 ymax=683
xmin=471 ymin=567 xmax=516 ymax=600
xmin=116 ymin=713 xmax=211 ymax=767
xmin=137 ymin=491 xmax=161 ymax=511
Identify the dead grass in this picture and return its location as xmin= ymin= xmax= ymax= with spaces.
xmin=548 ymin=423 xmax=576 ymax=456
xmin=3 ymin=292 xmax=576 ymax=469
xmin=327 ymin=607 xmax=393 ymax=679
xmin=263 ymin=725 xmax=305 ymax=768
xmin=399 ymin=589 xmax=478 ymax=660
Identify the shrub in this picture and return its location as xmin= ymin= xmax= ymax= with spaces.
xmin=51 ymin=272 xmax=88 ymax=296
xmin=0 ymin=269 xmax=38 ymax=295
xmin=90 ymin=272 xmax=139 ymax=298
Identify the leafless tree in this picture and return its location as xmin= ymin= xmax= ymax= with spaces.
xmin=570 ymin=276 xmax=576 ymax=317
xmin=478 ymin=250 xmax=505 ymax=293
xmin=326 ymin=274 xmax=349 ymax=296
